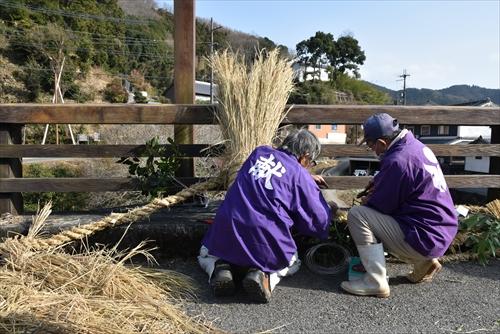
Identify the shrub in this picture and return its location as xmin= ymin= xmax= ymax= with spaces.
xmin=23 ymin=124 xmax=87 ymax=145
xmin=23 ymin=163 xmax=90 ymax=212
xmin=134 ymin=91 xmax=148 ymax=104
xmin=103 ymin=78 xmax=128 ymax=103
xmin=117 ymin=137 xmax=183 ymax=198
xmin=456 ymin=211 xmax=499 ymax=264
xmin=129 ymin=69 xmax=153 ymax=93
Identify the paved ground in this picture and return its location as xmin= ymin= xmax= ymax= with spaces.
xmin=1 ymin=204 xmax=498 ymax=333
xmin=162 ymin=258 xmax=500 ymax=333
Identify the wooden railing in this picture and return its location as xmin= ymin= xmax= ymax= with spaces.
xmin=1 ymin=104 xmax=499 ymax=214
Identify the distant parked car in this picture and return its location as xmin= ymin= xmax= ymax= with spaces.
xmin=353 ymin=169 xmax=367 ymax=176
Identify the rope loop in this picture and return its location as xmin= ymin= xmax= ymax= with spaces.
xmin=304 ymin=242 xmax=351 ymax=275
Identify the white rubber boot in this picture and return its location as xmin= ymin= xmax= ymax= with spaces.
xmin=341 ymin=243 xmax=390 ymax=298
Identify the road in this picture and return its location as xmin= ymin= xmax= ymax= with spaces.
xmin=163 ymin=258 xmax=500 ymax=333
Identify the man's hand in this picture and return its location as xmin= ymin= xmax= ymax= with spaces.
xmin=329 ymin=201 xmax=339 ymax=215
xmin=357 ymin=180 xmax=374 ymax=205
xmin=360 ymin=195 xmax=370 ymax=205
xmin=356 ymin=180 xmax=374 ymax=198
xmin=312 ymin=175 xmax=329 ymax=189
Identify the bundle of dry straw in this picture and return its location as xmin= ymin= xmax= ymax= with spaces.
xmin=0 ymin=49 xmax=295 ymax=333
xmin=0 ymin=203 xmax=215 ymax=333
xmin=467 ymin=198 xmax=500 ymax=220
xmin=210 ymin=48 xmax=295 ymax=186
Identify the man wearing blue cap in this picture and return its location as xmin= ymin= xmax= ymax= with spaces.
xmin=341 ymin=113 xmax=458 ymax=298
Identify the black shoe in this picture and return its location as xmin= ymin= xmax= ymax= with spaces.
xmin=210 ymin=260 xmax=235 ymax=297
xmin=242 ymin=268 xmax=271 ymax=303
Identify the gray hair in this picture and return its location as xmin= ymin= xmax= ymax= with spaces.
xmin=279 ymin=129 xmax=321 ymax=160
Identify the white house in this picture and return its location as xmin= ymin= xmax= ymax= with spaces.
xmin=165 ymin=80 xmax=218 ymax=102
xmin=465 ymin=136 xmax=490 ymax=174
xmin=292 ymin=62 xmax=329 ymax=82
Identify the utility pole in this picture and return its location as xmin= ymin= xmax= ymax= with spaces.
xmin=210 ymin=17 xmax=222 ymax=103
xmin=399 ymin=69 xmax=411 ymax=105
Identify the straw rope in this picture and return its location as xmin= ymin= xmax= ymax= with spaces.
xmin=0 ymin=178 xmax=222 ymax=253
xmin=440 ymin=252 xmax=478 ymax=263
xmin=0 ymin=49 xmax=293 ymax=333
xmin=0 ymin=49 xmax=293 ymax=255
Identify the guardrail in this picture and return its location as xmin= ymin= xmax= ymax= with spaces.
xmin=1 ymin=104 xmax=499 ymax=214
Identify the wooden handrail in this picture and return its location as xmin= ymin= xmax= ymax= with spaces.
xmin=1 ymin=103 xmax=499 ymax=214
xmin=0 ymin=144 xmax=225 ymax=158
xmin=1 ymin=144 xmax=500 ymax=158
xmin=1 ymin=175 xmax=499 ymax=192
xmin=0 ymin=177 xmax=202 ymax=192
xmin=1 ymin=104 xmax=499 ymax=125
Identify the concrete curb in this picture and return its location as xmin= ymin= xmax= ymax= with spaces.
xmin=0 ymin=202 xmax=219 ymax=257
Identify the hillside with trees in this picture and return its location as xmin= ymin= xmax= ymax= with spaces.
xmin=1 ymin=0 xmax=495 ymax=107
xmin=368 ymin=83 xmax=500 ymax=106
xmin=0 ymin=0 xmax=285 ymax=103
xmin=290 ymin=31 xmax=389 ymax=105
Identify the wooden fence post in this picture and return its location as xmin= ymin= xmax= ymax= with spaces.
xmin=487 ymin=125 xmax=500 ymax=202
xmin=173 ymin=0 xmax=195 ymax=178
xmin=0 ymin=124 xmax=23 ymax=215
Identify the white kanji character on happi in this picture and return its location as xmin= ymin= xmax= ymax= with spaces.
xmin=248 ymin=153 xmax=287 ymax=190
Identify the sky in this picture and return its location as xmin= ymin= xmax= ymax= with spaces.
xmin=158 ymin=0 xmax=500 ymax=91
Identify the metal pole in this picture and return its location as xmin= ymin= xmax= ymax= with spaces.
xmin=403 ymin=74 xmax=407 ymax=106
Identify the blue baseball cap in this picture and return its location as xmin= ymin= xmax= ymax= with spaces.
xmin=359 ymin=113 xmax=400 ymax=145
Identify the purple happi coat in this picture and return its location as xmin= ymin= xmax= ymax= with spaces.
xmin=367 ymin=131 xmax=458 ymax=257
xmin=202 ymin=145 xmax=331 ymax=273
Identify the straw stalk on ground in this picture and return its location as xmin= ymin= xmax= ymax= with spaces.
xmin=0 ymin=48 xmax=294 ymax=333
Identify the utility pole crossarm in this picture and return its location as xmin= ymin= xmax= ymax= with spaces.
xmin=399 ymin=69 xmax=411 ymax=105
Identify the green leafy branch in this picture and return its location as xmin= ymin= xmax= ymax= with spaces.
xmin=117 ymin=137 xmax=184 ymax=197
xmin=459 ymin=212 xmax=500 ymax=265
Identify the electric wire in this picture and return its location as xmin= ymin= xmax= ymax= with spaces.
xmin=3 ymin=40 xmax=170 ymax=60
xmin=0 ymin=0 xmax=157 ymax=25
xmin=0 ymin=25 xmax=172 ymax=44
xmin=12 ymin=64 xmax=171 ymax=80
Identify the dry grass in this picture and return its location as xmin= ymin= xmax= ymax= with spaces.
xmin=0 ymin=204 xmax=218 ymax=334
xmin=74 ymin=67 xmax=113 ymax=103
xmin=210 ymin=49 xmax=294 ymax=184
xmin=0 ymin=49 xmax=297 ymax=333
xmin=485 ymin=199 xmax=500 ymax=219
xmin=466 ymin=199 xmax=500 ymax=219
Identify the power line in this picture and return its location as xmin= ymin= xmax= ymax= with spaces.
xmin=1 ymin=27 xmax=171 ymax=46
xmin=0 ymin=27 xmax=168 ymax=44
xmin=4 ymin=39 xmax=171 ymax=59
xmin=0 ymin=0 xmax=157 ymax=25
xmin=12 ymin=64 xmax=171 ymax=81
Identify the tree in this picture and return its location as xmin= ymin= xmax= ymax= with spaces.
xmin=25 ymin=23 xmax=77 ymax=99
xmin=330 ymin=35 xmax=366 ymax=79
xmin=296 ymin=31 xmax=335 ymax=81
xmin=26 ymin=23 xmax=78 ymax=144
xmin=295 ymin=31 xmax=366 ymax=82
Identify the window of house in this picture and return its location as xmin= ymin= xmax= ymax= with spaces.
xmin=438 ymin=125 xmax=449 ymax=135
xmin=331 ymin=124 xmax=337 ymax=130
xmin=420 ymin=125 xmax=431 ymax=136
xmin=315 ymin=124 xmax=321 ymax=130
